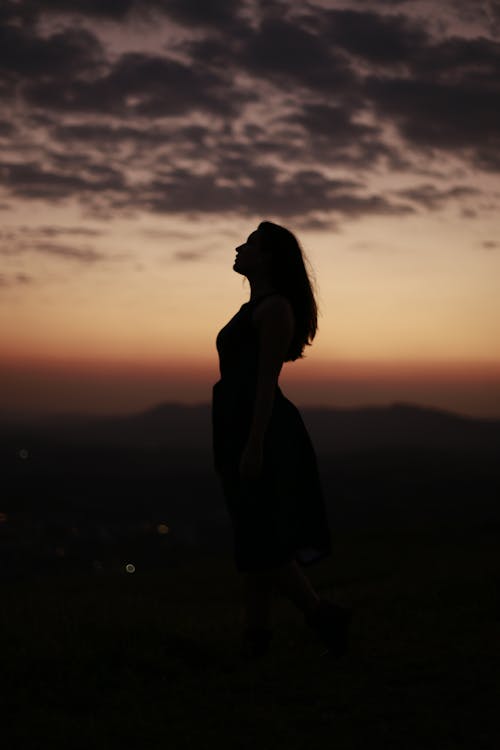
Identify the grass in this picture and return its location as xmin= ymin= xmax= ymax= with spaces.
xmin=2 ymin=524 xmax=499 ymax=749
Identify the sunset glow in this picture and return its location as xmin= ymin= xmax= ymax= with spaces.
xmin=1 ymin=1 xmax=499 ymax=418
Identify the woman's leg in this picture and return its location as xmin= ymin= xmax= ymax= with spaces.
xmin=242 ymin=570 xmax=273 ymax=630
xmin=267 ymin=559 xmax=320 ymax=617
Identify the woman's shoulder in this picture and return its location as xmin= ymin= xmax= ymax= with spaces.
xmin=251 ymin=293 xmax=294 ymax=325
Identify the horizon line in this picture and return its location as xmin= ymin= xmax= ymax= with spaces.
xmin=2 ymin=399 xmax=500 ymax=424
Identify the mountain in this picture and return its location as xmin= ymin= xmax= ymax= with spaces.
xmin=1 ymin=402 xmax=499 ymax=576
xmin=2 ymin=401 xmax=499 ymax=454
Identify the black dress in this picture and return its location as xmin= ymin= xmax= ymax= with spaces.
xmin=211 ymin=292 xmax=332 ymax=573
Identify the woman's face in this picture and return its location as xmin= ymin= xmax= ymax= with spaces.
xmin=233 ymin=230 xmax=270 ymax=277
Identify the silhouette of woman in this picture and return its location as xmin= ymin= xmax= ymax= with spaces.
xmin=212 ymin=221 xmax=351 ymax=658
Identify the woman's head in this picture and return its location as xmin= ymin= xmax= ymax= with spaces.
xmin=233 ymin=228 xmax=271 ymax=279
xmin=235 ymin=221 xmax=319 ymax=361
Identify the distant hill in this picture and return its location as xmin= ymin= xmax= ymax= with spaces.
xmin=2 ymin=401 xmax=499 ymax=456
xmin=1 ymin=402 xmax=499 ymax=574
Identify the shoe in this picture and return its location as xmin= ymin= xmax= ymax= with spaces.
xmin=304 ymin=597 xmax=352 ymax=657
xmin=240 ymin=626 xmax=274 ymax=660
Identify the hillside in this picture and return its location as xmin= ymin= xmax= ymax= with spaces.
xmin=1 ymin=402 xmax=499 ymax=578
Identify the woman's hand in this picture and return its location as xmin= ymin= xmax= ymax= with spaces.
xmin=238 ymin=438 xmax=264 ymax=482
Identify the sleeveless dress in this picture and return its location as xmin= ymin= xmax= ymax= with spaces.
xmin=211 ymin=292 xmax=332 ymax=573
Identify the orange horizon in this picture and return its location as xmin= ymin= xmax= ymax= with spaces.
xmin=2 ymin=353 xmax=499 ymax=419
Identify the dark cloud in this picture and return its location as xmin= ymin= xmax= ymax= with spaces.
xmin=37 ymin=0 xmax=250 ymax=30
xmin=172 ymin=250 xmax=204 ymax=262
xmin=439 ymin=0 xmax=500 ymax=33
xmin=141 ymin=229 xmax=196 ymax=240
xmin=139 ymin=166 xmax=414 ymax=220
xmin=482 ymin=240 xmax=498 ymax=249
xmin=23 ymin=51 xmax=254 ymax=118
xmin=0 ymin=231 xmax=108 ymax=263
xmin=321 ymin=7 xmax=430 ymax=65
xmin=0 ymin=272 xmax=33 ymax=288
xmin=14 ymin=225 xmax=105 ymax=237
xmin=364 ymin=73 xmax=500 ymax=161
xmin=396 ymin=183 xmax=480 ymax=210
xmin=33 ymin=242 xmax=107 ymax=262
xmin=0 ymin=24 xmax=104 ymax=84
xmin=0 ymin=1 xmax=39 ymax=32
xmin=358 ymin=31 xmax=500 ymax=167
xmin=287 ymin=103 xmax=378 ymax=142
xmin=281 ymin=102 xmax=410 ymax=169
xmin=1 ymin=2 xmax=250 ymax=118
xmin=53 ymin=115 xmax=401 ymax=174
xmin=472 ymin=145 xmax=500 ymax=173
xmin=181 ymin=7 xmax=500 ymax=172
xmin=0 ymin=162 xmax=126 ymax=200
xmin=34 ymin=0 xmax=139 ymax=21
xmin=156 ymin=0 xmax=249 ymax=31
xmin=187 ymin=16 xmax=359 ymax=97
xmin=413 ymin=34 xmax=500 ymax=82
xmin=51 ymin=122 xmax=213 ymax=174
xmin=292 ymin=215 xmax=339 ymax=231
xmin=461 ymin=208 xmax=477 ymax=218
xmin=53 ymin=122 xmax=178 ymax=146
xmin=0 ymin=120 xmax=14 ymax=137
xmin=0 ymin=0 xmax=497 ymax=229
xmin=0 ymin=226 xmax=115 ymax=267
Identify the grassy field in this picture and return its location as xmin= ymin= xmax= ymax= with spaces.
xmin=2 ymin=523 xmax=499 ymax=749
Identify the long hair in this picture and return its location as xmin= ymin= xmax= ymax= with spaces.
xmin=257 ymin=221 xmax=319 ymax=361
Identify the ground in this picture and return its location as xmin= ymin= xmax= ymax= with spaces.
xmin=2 ymin=524 xmax=499 ymax=749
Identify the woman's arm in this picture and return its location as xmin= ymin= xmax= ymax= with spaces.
xmin=246 ymin=296 xmax=294 ymax=445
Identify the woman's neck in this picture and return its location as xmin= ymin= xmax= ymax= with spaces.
xmin=249 ymin=283 xmax=278 ymax=301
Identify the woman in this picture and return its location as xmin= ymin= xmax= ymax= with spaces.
xmin=212 ymin=221 xmax=351 ymax=659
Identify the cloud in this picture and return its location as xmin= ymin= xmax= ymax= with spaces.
xmin=138 ymin=166 xmax=415 ymax=219
xmin=0 ymin=161 xmax=126 ymax=200
xmin=0 ymin=120 xmax=14 ymax=137
xmin=320 ymin=7 xmax=430 ymax=65
xmin=0 ymin=0 xmax=497 ymax=231
xmin=287 ymin=103 xmax=379 ymax=143
xmin=187 ymin=15 xmax=358 ymax=95
xmin=140 ymin=228 xmax=196 ymax=240
xmin=18 ymin=225 xmax=105 ymax=237
xmin=361 ymin=31 xmax=500 ymax=164
xmin=53 ymin=122 xmax=179 ymax=146
xmin=0 ymin=272 xmax=33 ymax=288
xmin=31 ymin=0 xmax=140 ymax=22
xmin=0 ymin=23 xmax=105 ymax=86
xmin=33 ymin=242 xmax=108 ymax=262
xmin=282 ymin=102 xmax=409 ymax=170
xmin=395 ymin=183 xmax=480 ymax=210
xmin=23 ymin=50 xmax=254 ymax=118
xmin=172 ymin=250 xmax=204 ymax=262
xmin=36 ymin=0 xmax=250 ymax=30
xmin=154 ymin=0 xmax=250 ymax=31
xmin=0 ymin=227 xmax=111 ymax=264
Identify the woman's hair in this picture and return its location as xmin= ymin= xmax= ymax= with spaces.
xmin=257 ymin=220 xmax=319 ymax=361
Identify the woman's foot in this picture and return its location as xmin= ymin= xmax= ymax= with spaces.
xmin=304 ymin=597 xmax=352 ymax=657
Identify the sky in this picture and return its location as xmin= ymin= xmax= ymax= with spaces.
xmin=1 ymin=0 xmax=499 ymax=418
